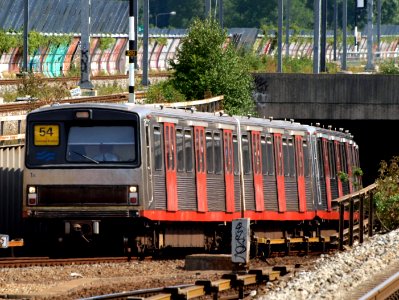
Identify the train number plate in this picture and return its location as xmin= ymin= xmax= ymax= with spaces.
xmin=34 ymin=125 xmax=60 ymax=146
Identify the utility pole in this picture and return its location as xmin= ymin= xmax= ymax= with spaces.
xmin=142 ymin=0 xmax=149 ymax=86
xmin=219 ymin=0 xmax=224 ymax=28
xmin=23 ymin=0 xmax=29 ymax=73
xmin=285 ymin=0 xmax=290 ymax=58
xmin=320 ymin=0 xmax=327 ymax=72
xmin=365 ymin=0 xmax=374 ymax=71
xmin=128 ymin=0 xmax=135 ymax=103
xmin=133 ymin=0 xmax=138 ymax=70
xmin=313 ymin=0 xmax=321 ymax=73
xmin=333 ymin=0 xmax=337 ymax=61
xmin=79 ymin=0 xmax=94 ymax=89
xmin=205 ymin=0 xmax=211 ymax=17
xmin=377 ymin=0 xmax=381 ymax=57
xmin=277 ymin=0 xmax=283 ymax=72
xmin=342 ymin=0 xmax=347 ymax=71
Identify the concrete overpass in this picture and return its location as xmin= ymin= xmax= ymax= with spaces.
xmin=253 ymin=73 xmax=399 ymax=186
xmin=253 ymin=73 xmax=399 ymax=120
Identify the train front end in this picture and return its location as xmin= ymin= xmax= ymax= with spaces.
xmin=22 ymin=104 xmax=143 ymax=252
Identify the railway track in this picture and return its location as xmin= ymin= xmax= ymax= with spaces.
xmin=0 ymin=73 xmax=171 ymax=86
xmin=79 ymin=265 xmax=292 ymax=300
xmin=0 ymin=256 xmax=134 ymax=268
xmin=0 ymin=92 xmax=145 ymax=113
xmin=349 ymin=261 xmax=399 ymax=300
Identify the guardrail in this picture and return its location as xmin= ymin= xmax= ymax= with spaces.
xmin=0 ymin=114 xmax=26 ymax=145
xmin=332 ymin=183 xmax=376 ymax=251
xmin=0 ymin=95 xmax=224 ymax=145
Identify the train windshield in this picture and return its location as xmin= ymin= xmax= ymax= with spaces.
xmin=66 ymin=126 xmax=136 ymax=163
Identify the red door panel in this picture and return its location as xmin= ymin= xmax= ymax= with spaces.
xmin=164 ymin=123 xmax=178 ymax=211
xmin=335 ymin=141 xmax=343 ymax=197
xmin=274 ymin=133 xmax=286 ymax=212
xmin=322 ymin=139 xmax=332 ymax=211
xmin=223 ymin=130 xmax=235 ymax=213
xmin=295 ymin=136 xmax=306 ymax=212
xmin=194 ymin=127 xmax=208 ymax=212
xmin=252 ymin=131 xmax=264 ymax=212
xmin=345 ymin=143 xmax=354 ymax=193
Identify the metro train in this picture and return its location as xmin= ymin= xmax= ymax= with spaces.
xmin=22 ymin=102 xmax=361 ymax=255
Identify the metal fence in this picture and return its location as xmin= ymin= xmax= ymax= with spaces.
xmin=0 ymin=144 xmax=24 ymax=237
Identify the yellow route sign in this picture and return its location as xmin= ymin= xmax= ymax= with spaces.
xmin=34 ymin=125 xmax=59 ymax=146
xmin=125 ymin=50 xmax=137 ymax=57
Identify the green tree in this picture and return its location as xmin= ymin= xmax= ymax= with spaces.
xmin=374 ymin=156 xmax=399 ymax=231
xmin=170 ymin=17 xmax=254 ymax=115
xmin=0 ymin=30 xmax=21 ymax=54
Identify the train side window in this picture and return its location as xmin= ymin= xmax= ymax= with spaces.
xmin=261 ymin=136 xmax=267 ymax=175
xmin=341 ymin=143 xmax=348 ymax=173
xmin=242 ymin=134 xmax=252 ymax=174
xmin=303 ymin=140 xmax=310 ymax=177
xmin=288 ymin=138 xmax=296 ymax=177
xmin=176 ymin=129 xmax=184 ymax=172
xmin=274 ymin=135 xmax=283 ymax=176
xmin=185 ymin=129 xmax=193 ymax=172
xmin=206 ymin=131 xmax=214 ymax=174
xmin=154 ymin=126 xmax=163 ymax=171
xmin=233 ymin=134 xmax=239 ymax=175
xmin=266 ymin=136 xmax=275 ymax=175
xmin=224 ymin=131 xmax=233 ymax=174
xmin=195 ymin=127 xmax=205 ymax=173
xmin=283 ymin=137 xmax=290 ymax=176
xmin=317 ymin=139 xmax=324 ymax=178
xmin=328 ymin=141 xmax=336 ymax=178
xmin=214 ymin=132 xmax=222 ymax=174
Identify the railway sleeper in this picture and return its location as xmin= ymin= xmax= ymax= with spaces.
xmin=256 ymin=236 xmax=330 ymax=257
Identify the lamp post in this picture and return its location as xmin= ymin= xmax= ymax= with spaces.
xmin=155 ymin=11 xmax=176 ymax=28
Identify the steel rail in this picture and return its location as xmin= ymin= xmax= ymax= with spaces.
xmin=79 ymin=284 xmax=193 ymax=300
xmin=359 ymin=270 xmax=399 ymax=300
xmin=0 ymin=73 xmax=171 ymax=86
xmin=0 ymin=257 xmax=133 ymax=268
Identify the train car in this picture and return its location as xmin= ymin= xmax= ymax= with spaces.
xmin=22 ymin=103 xmax=360 ymax=255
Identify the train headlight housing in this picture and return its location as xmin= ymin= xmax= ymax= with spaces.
xmin=27 ymin=186 xmax=37 ymax=206
xmin=129 ymin=186 xmax=138 ymax=205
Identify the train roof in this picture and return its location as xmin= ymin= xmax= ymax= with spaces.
xmin=28 ymin=102 xmax=355 ymax=143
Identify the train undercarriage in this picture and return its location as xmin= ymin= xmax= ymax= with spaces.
xmin=22 ymin=217 xmax=339 ymax=258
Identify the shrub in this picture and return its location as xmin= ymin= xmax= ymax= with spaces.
xmin=379 ymin=59 xmax=399 ymax=75
xmin=374 ymin=156 xmax=399 ymax=231
xmin=145 ymin=80 xmax=185 ymax=104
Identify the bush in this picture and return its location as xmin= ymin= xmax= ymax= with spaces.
xmin=170 ymin=18 xmax=254 ymax=116
xmin=145 ymin=80 xmax=186 ymax=104
xmin=379 ymin=59 xmax=399 ymax=75
xmin=374 ymin=156 xmax=399 ymax=231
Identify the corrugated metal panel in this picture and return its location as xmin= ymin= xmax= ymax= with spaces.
xmin=285 ymin=179 xmax=299 ymax=211
xmin=264 ymin=176 xmax=278 ymax=211
xmin=0 ymin=145 xmax=24 ymax=237
xmin=244 ymin=176 xmax=255 ymax=211
xmin=153 ymin=174 xmax=166 ymax=210
xmin=177 ymin=176 xmax=196 ymax=210
xmin=0 ymin=0 xmax=129 ymax=34
xmin=207 ymin=176 xmax=226 ymax=212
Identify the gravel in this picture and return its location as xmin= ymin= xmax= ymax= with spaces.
xmin=1 ymin=230 xmax=398 ymax=300
xmin=257 ymin=229 xmax=399 ymax=300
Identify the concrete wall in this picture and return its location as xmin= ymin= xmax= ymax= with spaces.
xmin=253 ymin=73 xmax=399 ymax=120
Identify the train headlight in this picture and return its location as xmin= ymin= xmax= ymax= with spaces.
xmin=129 ymin=186 xmax=138 ymax=205
xmin=27 ymin=186 xmax=37 ymax=206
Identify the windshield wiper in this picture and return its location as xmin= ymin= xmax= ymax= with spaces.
xmin=72 ymin=151 xmax=99 ymax=164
